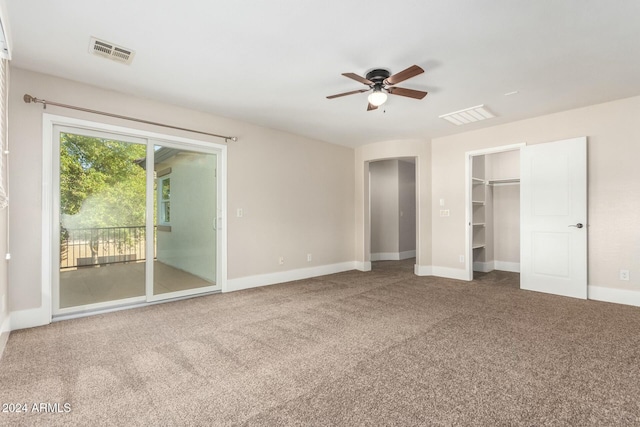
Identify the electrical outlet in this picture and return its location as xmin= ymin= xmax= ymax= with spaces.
xmin=459 ymin=255 xmax=465 ymax=263
xmin=620 ymin=270 xmax=630 ymax=281
xmin=279 ymin=256 xmax=284 ymax=265
xmin=236 ymin=208 xmax=243 ymax=218
xmin=307 ymin=253 xmax=312 ymax=262
xmin=440 ymin=209 xmax=450 ymax=217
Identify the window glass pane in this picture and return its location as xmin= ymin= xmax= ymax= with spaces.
xmin=162 ymin=178 xmax=170 ymax=200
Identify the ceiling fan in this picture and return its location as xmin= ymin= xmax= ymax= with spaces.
xmin=327 ymin=65 xmax=428 ymax=111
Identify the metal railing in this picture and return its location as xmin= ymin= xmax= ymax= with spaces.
xmin=60 ymin=226 xmax=154 ymax=269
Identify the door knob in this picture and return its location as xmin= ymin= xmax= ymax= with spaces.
xmin=568 ymin=223 xmax=584 ymax=228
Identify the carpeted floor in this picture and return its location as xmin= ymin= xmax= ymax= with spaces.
xmin=1 ymin=259 xmax=640 ymax=426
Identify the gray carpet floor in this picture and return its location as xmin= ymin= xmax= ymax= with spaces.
xmin=1 ymin=259 xmax=640 ymax=426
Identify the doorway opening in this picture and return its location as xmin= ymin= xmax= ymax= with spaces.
xmin=368 ymin=158 xmax=417 ymax=271
xmin=465 ymin=144 xmax=524 ymax=282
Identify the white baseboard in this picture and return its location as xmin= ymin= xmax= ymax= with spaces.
xmin=226 ymin=262 xmax=356 ymax=293
xmin=414 ymin=264 xmax=433 ymax=276
xmin=9 ymin=306 xmax=51 ymax=331
xmin=473 ymin=261 xmax=495 ymax=273
xmin=370 ymin=250 xmax=416 ymax=261
xmin=432 ymin=266 xmax=468 ymax=281
xmin=473 ymin=261 xmax=520 ymax=273
xmin=355 ymin=261 xmax=371 ymax=272
xmin=588 ymin=286 xmax=640 ymax=307
xmin=399 ymin=250 xmax=416 ymax=260
xmin=494 ymin=261 xmax=520 ymax=273
xmin=0 ymin=314 xmax=10 ymax=359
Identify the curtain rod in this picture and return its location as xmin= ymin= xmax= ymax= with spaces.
xmin=23 ymin=94 xmax=238 ymax=142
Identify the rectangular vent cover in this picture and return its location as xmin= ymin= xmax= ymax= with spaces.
xmin=89 ymin=37 xmax=135 ymax=65
xmin=439 ymin=105 xmax=495 ymax=126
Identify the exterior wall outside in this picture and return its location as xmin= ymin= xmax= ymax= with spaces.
xmin=8 ymin=67 xmax=355 ymax=314
xmin=432 ymin=95 xmax=640 ymax=291
xmin=156 ymin=153 xmax=217 ymax=282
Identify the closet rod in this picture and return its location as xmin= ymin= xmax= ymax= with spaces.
xmin=23 ymin=94 xmax=238 ymax=143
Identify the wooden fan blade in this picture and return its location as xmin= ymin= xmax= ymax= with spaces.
xmin=387 ymin=86 xmax=428 ymax=100
xmin=367 ymin=103 xmax=378 ymax=111
xmin=384 ymin=65 xmax=424 ymax=86
xmin=326 ymin=88 xmax=370 ymax=99
xmin=342 ymin=72 xmax=374 ymax=85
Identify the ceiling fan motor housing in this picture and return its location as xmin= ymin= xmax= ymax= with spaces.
xmin=365 ymin=69 xmax=391 ymax=86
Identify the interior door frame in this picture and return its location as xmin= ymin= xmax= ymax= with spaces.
xmin=464 ymin=143 xmax=525 ymax=281
xmin=43 ymin=113 xmax=228 ymax=319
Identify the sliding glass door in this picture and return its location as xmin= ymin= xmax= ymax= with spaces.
xmin=53 ymin=125 xmax=222 ymax=315
xmin=150 ymin=144 xmax=218 ymax=299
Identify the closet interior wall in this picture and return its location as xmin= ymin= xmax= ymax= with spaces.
xmin=472 ymin=150 xmax=520 ymax=274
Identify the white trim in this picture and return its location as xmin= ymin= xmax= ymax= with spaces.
xmin=355 ymin=261 xmax=371 ymax=272
xmin=226 ymin=262 xmax=356 ymax=293
xmin=370 ymin=250 xmax=416 ymax=261
xmin=371 ymin=252 xmax=398 ymax=261
xmin=588 ymin=286 xmax=640 ymax=308
xmin=52 ymin=290 xmax=220 ymax=322
xmin=9 ymin=306 xmax=51 ymax=330
xmin=432 ymin=266 xmax=469 ymax=281
xmin=0 ymin=313 xmax=10 ymax=352
xmin=494 ymin=261 xmax=520 ymax=273
xmin=54 ymin=296 xmax=146 ymax=317
xmin=0 ymin=313 xmax=8 ymax=333
xmin=414 ymin=264 xmax=433 ymax=276
xmin=473 ymin=261 xmax=495 ymax=273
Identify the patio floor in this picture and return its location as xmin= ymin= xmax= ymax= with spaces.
xmin=60 ymin=261 xmax=214 ymax=309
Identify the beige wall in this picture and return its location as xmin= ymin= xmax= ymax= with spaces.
xmin=370 ymin=160 xmax=399 ymax=254
xmin=8 ymin=67 xmax=355 ymax=312
xmin=0 ymin=190 xmax=7 ymax=349
xmin=432 ymin=95 xmax=640 ymax=290
xmin=355 ymin=139 xmax=431 ymax=270
xmin=398 ymin=159 xmax=416 ymax=253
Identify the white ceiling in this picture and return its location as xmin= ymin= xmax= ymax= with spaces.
xmin=5 ymin=1 xmax=640 ymax=148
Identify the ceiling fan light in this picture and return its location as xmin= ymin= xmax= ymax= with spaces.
xmin=368 ymin=90 xmax=387 ymax=107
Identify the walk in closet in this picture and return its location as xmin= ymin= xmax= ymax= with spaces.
xmin=471 ymin=150 xmax=520 ymax=275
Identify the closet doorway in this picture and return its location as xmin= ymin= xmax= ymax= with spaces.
xmin=465 ymin=138 xmax=587 ymax=297
xmin=465 ymin=144 xmax=524 ymax=281
xmin=369 ymin=158 xmax=417 ymax=267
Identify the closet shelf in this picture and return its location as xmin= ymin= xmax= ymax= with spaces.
xmin=487 ymin=178 xmax=520 ymax=185
xmin=472 ymin=200 xmax=485 ymax=205
xmin=472 ymin=244 xmax=485 ymax=249
xmin=472 ymin=177 xmax=485 ymax=183
xmin=472 ymin=223 xmax=485 ymax=227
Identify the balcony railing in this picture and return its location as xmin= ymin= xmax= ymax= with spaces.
xmin=60 ymin=226 xmax=155 ymax=269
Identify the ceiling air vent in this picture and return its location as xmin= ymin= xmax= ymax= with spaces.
xmin=439 ymin=104 xmax=495 ymax=126
xmin=89 ymin=37 xmax=135 ymax=65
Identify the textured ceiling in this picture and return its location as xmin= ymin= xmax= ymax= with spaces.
xmin=6 ymin=0 xmax=640 ymax=147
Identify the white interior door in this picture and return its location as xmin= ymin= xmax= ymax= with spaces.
xmin=520 ymin=137 xmax=587 ymax=298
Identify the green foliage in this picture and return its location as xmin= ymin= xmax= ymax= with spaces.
xmin=60 ymin=133 xmax=147 ymax=228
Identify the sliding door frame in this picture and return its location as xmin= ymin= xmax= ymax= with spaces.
xmin=43 ymin=113 xmax=228 ymax=320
